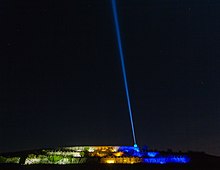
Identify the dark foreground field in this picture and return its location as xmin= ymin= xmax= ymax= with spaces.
xmin=0 ymin=163 xmax=220 ymax=170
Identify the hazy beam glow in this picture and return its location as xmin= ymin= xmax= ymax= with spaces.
xmin=111 ymin=0 xmax=137 ymax=146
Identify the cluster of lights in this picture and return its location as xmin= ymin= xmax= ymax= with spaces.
xmin=0 ymin=146 xmax=190 ymax=165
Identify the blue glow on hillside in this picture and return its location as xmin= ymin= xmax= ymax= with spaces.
xmin=118 ymin=146 xmax=141 ymax=157
xmin=147 ymin=152 xmax=159 ymax=157
xmin=111 ymin=0 xmax=137 ymax=146
xmin=118 ymin=146 xmax=190 ymax=164
xmin=143 ymin=156 xmax=190 ymax=164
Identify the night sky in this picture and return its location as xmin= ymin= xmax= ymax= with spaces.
xmin=1 ymin=0 xmax=220 ymax=156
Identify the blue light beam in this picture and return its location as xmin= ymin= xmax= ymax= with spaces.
xmin=111 ymin=0 xmax=137 ymax=146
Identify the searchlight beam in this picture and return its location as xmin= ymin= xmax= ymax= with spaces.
xmin=111 ymin=0 xmax=137 ymax=146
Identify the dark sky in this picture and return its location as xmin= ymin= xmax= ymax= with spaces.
xmin=1 ymin=0 xmax=220 ymax=156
